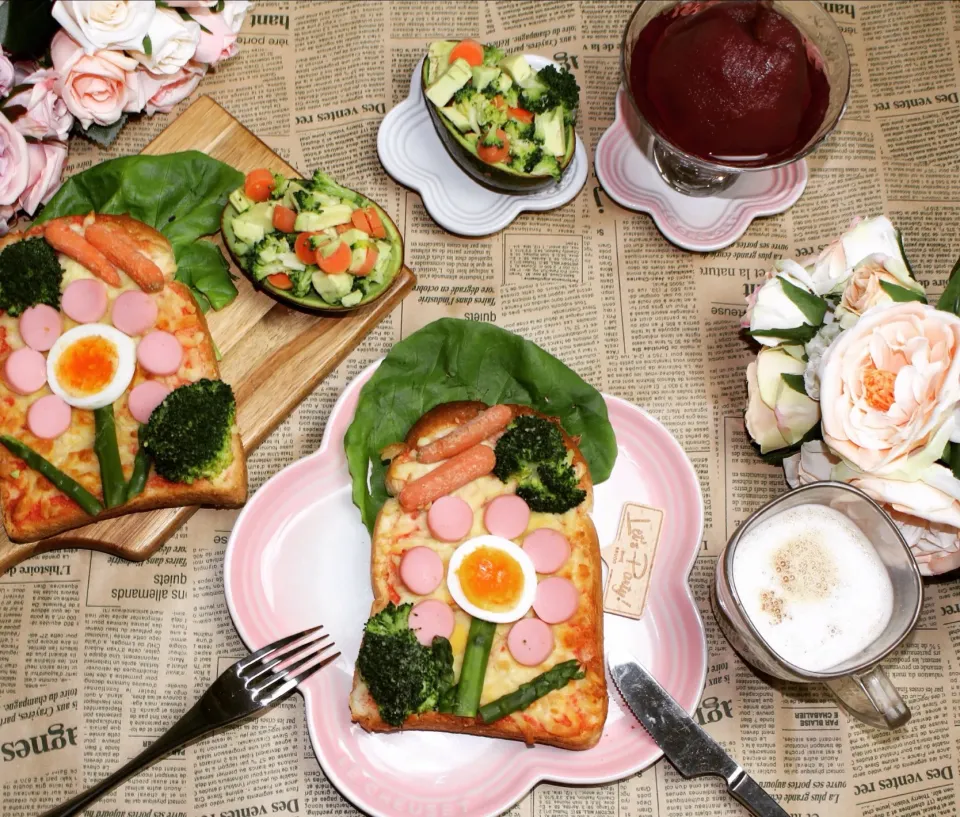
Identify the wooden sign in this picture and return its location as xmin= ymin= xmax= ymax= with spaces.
xmin=600 ymin=503 xmax=664 ymax=620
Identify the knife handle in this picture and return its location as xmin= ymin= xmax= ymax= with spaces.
xmin=729 ymin=773 xmax=790 ymax=817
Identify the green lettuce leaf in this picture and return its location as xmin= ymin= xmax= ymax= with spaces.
xmin=37 ymin=151 xmax=243 ymax=310
xmin=344 ymin=319 xmax=618 ymax=532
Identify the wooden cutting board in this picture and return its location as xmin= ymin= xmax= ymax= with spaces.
xmin=0 ymin=96 xmax=415 ymax=575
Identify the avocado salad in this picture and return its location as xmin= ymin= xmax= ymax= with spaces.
xmin=221 ymin=169 xmax=403 ymax=309
xmin=422 ymin=39 xmax=579 ymax=184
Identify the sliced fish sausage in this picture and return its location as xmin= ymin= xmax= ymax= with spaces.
xmin=128 ymin=381 xmax=170 ymax=424
xmin=507 ymin=617 xmax=554 ymax=666
xmin=27 ymin=395 xmax=71 ymax=439
xmin=4 ymin=348 xmax=47 ymax=395
xmin=399 ymin=546 xmax=444 ymax=595
xmin=522 ymin=529 xmax=570 ymax=574
xmin=19 ymin=305 xmax=61 ymax=352
xmin=111 ymin=290 xmax=158 ymax=336
xmin=409 ymin=599 xmax=455 ymax=647
xmin=483 ymin=494 xmax=530 ymax=539
xmin=62 ymin=279 xmax=108 ymax=324
xmin=398 ymin=444 xmax=496 ymax=511
xmin=137 ymin=330 xmax=182 ymax=376
xmin=533 ymin=577 xmax=579 ymax=624
xmin=427 ymin=495 xmax=473 ymax=542
xmin=417 ymin=404 xmax=513 ymax=463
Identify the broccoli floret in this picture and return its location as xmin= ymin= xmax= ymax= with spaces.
xmin=481 ymin=127 xmax=504 ymax=148
xmin=270 ymin=172 xmax=288 ymax=199
xmin=529 ymin=154 xmax=561 ymax=181
xmin=520 ymin=65 xmax=580 ymax=123
xmin=482 ymin=45 xmax=505 ymax=66
xmin=141 ymin=379 xmax=236 ymax=484
xmin=0 ymin=237 xmax=62 ymax=317
xmin=493 ymin=415 xmax=586 ymax=513
xmin=452 ymin=85 xmax=477 ymax=105
xmin=504 ymin=119 xmax=535 ymax=143
xmin=473 ymin=94 xmax=507 ymax=129
xmin=287 ymin=266 xmax=312 ymax=297
xmin=251 ymin=233 xmax=302 ymax=281
xmin=508 ymin=139 xmax=542 ymax=173
xmin=503 ymin=85 xmax=520 ymax=108
xmin=356 ymin=602 xmax=455 ymax=727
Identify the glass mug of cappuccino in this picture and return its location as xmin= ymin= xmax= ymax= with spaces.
xmin=712 ymin=481 xmax=922 ymax=729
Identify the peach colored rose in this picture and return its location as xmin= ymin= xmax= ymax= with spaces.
xmin=819 ymin=302 xmax=960 ymax=475
xmin=139 ymin=61 xmax=207 ymax=115
xmin=835 ymin=255 xmax=925 ymax=328
xmin=192 ymin=9 xmax=239 ymax=65
xmin=131 ymin=8 xmax=200 ymax=75
xmin=7 ymin=68 xmax=74 ymax=141
xmin=51 ymin=30 xmax=142 ymax=128
xmin=19 ymin=142 xmax=68 ymax=216
xmin=0 ymin=110 xmax=29 ymax=207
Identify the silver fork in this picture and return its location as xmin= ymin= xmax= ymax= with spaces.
xmin=42 ymin=626 xmax=338 ymax=817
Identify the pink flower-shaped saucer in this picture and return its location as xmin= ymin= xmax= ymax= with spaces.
xmin=595 ymin=88 xmax=808 ymax=253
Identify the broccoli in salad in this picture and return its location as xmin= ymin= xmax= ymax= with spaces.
xmin=223 ymin=168 xmax=401 ymax=308
xmin=423 ymin=39 xmax=579 ymax=182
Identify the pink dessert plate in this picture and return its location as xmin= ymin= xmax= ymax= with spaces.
xmin=224 ymin=361 xmax=707 ymax=817
xmin=596 ymin=87 xmax=808 ymax=253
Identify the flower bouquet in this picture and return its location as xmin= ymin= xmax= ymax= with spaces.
xmin=0 ymin=0 xmax=251 ymax=233
xmin=743 ymin=215 xmax=960 ymax=575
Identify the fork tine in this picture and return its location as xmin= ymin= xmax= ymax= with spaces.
xmin=244 ymin=634 xmax=331 ymax=685
xmin=257 ymin=650 xmax=341 ymax=706
xmin=251 ymin=641 xmax=338 ymax=699
xmin=236 ymin=625 xmax=324 ymax=672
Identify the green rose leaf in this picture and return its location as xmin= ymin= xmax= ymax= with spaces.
xmin=750 ymin=325 xmax=821 ymax=344
xmin=780 ymin=373 xmax=808 ymax=395
xmin=780 ymin=277 xmax=827 ymax=327
xmin=879 ymin=280 xmax=926 ymax=304
xmin=936 ymin=255 xmax=960 ymax=317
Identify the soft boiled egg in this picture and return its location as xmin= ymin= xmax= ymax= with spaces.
xmin=47 ymin=324 xmax=136 ymax=410
xmin=446 ymin=535 xmax=538 ymax=624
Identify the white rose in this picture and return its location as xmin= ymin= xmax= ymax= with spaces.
xmin=52 ymin=0 xmax=155 ymax=54
xmin=809 ymin=215 xmax=909 ymax=296
xmin=834 ymin=254 xmax=926 ymax=329
xmin=131 ymin=8 xmax=200 ymax=75
xmin=220 ymin=0 xmax=254 ymax=33
xmin=746 ymin=260 xmax=825 ymax=347
xmin=745 ymin=348 xmax=820 ymax=453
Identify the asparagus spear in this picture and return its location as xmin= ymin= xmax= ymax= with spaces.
xmin=453 ymin=617 xmax=496 ymax=717
xmin=93 ymin=404 xmax=125 ymax=508
xmin=125 ymin=424 xmax=150 ymax=502
xmin=0 ymin=435 xmax=104 ymax=517
xmin=478 ymin=660 xmax=585 ymax=724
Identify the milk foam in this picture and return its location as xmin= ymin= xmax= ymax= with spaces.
xmin=732 ymin=503 xmax=893 ymax=673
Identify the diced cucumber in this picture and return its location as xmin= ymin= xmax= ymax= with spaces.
xmin=338 ymin=228 xmax=368 ymax=246
xmin=312 ymin=271 xmax=353 ymax=303
xmin=229 ymin=188 xmax=254 ymax=214
xmin=231 ymin=200 xmax=275 ymax=245
xmin=340 ymin=290 xmax=363 ymax=307
xmin=348 ymin=246 xmax=367 ymax=273
xmin=294 ymin=205 xmax=352 ymax=231
xmin=233 ymin=219 xmax=265 ymax=245
xmin=318 ymin=238 xmax=343 ymax=259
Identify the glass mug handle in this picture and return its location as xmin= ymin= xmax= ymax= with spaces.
xmin=823 ymin=666 xmax=911 ymax=729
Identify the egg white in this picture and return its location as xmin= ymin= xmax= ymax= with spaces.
xmin=47 ymin=324 xmax=136 ymax=410
xmin=446 ymin=535 xmax=538 ymax=624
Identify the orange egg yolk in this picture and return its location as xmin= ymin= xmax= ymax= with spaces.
xmin=457 ymin=546 xmax=525 ymax=612
xmin=56 ymin=337 xmax=118 ymax=396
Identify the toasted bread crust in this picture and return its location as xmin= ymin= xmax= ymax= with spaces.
xmin=352 ymin=402 xmax=606 ymax=750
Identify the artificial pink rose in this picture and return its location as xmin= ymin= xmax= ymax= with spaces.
xmin=0 ymin=53 xmax=13 ymax=97
xmin=7 ymin=69 xmax=75 ymax=141
xmin=19 ymin=142 xmax=67 ymax=216
xmin=0 ymin=111 xmax=29 ymax=207
xmin=164 ymin=1 xmax=218 ymax=7
xmin=192 ymin=9 xmax=239 ymax=65
xmin=13 ymin=60 xmax=40 ymax=85
xmin=51 ymin=30 xmax=142 ymax=127
xmin=819 ymin=302 xmax=960 ymax=475
xmin=139 ymin=61 xmax=207 ymax=115
xmin=0 ymin=203 xmax=17 ymax=236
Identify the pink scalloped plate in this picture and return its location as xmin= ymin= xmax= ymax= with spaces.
xmin=596 ymin=88 xmax=808 ymax=253
xmin=224 ymin=362 xmax=706 ymax=817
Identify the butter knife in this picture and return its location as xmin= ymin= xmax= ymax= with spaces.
xmin=608 ymin=648 xmax=788 ymax=817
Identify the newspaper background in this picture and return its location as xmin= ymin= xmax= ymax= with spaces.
xmin=3 ymin=0 xmax=960 ymax=814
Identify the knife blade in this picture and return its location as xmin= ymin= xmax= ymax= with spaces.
xmin=608 ymin=648 xmax=789 ymax=817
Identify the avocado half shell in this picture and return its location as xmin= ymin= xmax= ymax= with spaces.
xmin=220 ymin=186 xmax=404 ymax=315
xmin=420 ymin=56 xmax=576 ymax=194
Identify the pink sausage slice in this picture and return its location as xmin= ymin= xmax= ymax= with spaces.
xmin=523 ymin=529 xmax=571 ymax=574
xmin=19 ymin=305 xmax=61 ymax=352
xmin=409 ymin=599 xmax=455 ymax=647
xmin=111 ymin=290 xmax=158 ymax=336
xmin=507 ymin=618 xmax=554 ymax=666
xmin=399 ymin=546 xmax=444 ymax=596
xmin=533 ymin=577 xmax=579 ymax=624
xmin=427 ymin=495 xmax=473 ymax=542
xmin=484 ymin=494 xmax=530 ymax=539
xmin=4 ymin=348 xmax=46 ymax=395
xmin=62 ymin=278 xmax=107 ymax=324
xmin=137 ymin=330 xmax=182 ymax=376
xmin=27 ymin=395 xmax=71 ymax=439
xmin=128 ymin=381 xmax=170 ymax=424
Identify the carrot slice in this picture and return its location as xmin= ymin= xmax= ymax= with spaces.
xmin=364 ymin=207 xmax=386 ymax=239
xmin=317 ymin=241 xmax=351 ymax=274
xmin=491 ymin=95 xmax=506 ymax=110
xmin=355 ymin=247 xmax=379 ymax=277
xmin=267 ymin=272 xmax=293 ymax=290
xmin=508 ymin=106 xmax=534 ymax=124
xmin=335 ymin=223 xmax=350 ymax=234
xmin=244 ymin=168 xmax=275 ymax=201
xmin=294 ymin=232 xmax=319 ymax=265
xmin=272 ymin=205 xmax=297 ymax=233
xmin=449 ymin=39 xmax=484 ymax=67
xmin=477 ymin=129 xmax=510 ymax=165
xmin=351 ymin=209 xmax=371 ymax=233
